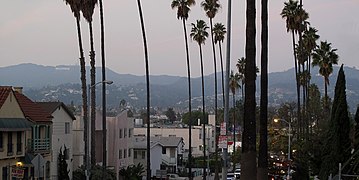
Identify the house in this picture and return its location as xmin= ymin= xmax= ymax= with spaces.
xmin=133 ymin=136 xmax=184 ymax=178
xmin=37 ymin=102 xmax=76 ymax=180
xmin=0 ymin=86 xmax=33 ymax=179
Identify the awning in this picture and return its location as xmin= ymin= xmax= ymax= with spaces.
xmin=0 ymin=118 xmax=33 ymax=131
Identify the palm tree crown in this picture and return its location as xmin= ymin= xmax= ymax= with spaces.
xmin=190 ymin=20 xmax=209 ymax=45
xmin=171 ymin=0 xmax=196 ymax=20
xmin=64 ymin=0 xmax=83 ymax=18
xmin=213 ymin=23 xmax=226 ymax=44
xmin=229 ymin=71 xmax=240 ymax=95
xmin=312 ymin=41 xmax=339 ymax=86
xmin=201 ymin=0 xmax=220 ymax=19
xmin=81 ymin=0 xmax=98 ymax=22
xmin=303 ymin=26 xmax=320 ymax=54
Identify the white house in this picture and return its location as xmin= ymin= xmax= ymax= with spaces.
xmin=37 ymin=102 xmax=76 ymax=180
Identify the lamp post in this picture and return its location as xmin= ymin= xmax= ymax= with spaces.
xmin=274 ymin=118 xmax=291 ymax=180
xmin=86 ymin=80 xmax=113 ymax=180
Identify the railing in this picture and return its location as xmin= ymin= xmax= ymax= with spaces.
xmin=162 ymin=155 xmax=176 ymax=165
xmin=27 ymin=139 xmax=50 ymax=153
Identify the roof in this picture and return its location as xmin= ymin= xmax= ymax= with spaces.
xmin=133 ymin=136 xmax=183 ymax=149
xmin=36 ymin=102 xmax=76 ymax=120
xmin=0 ymin=86 xmax=12 ymax=109
xmin=14 ymin=91 xmax=53 ymax=123
xmin=0 ymin=118 xmax=33 ymax=131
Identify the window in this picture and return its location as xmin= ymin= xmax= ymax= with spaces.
xmin=0 ymin=132 xmax=3 ymax=150
xmin=169 ymin=135 xmax=176 ymax=137
xmin=119 ymin=129 xmax=122 ymax=138
xmin=199 ymin=132 xmax=202 ymax=139
xmin=162 ymin=147 xmax=166 ymax=154
xmin=212 ymin=130 xmax=215 ymax=137
xmin=124 ymin=149 xmax=127 ymax=158
xmin=65 ymin=123 xmax=70 ymax=134
xmin=199 ymin=145 xmax=202 ymax=151
xmin=212 ymin=141 xmax=214 ymax=148
xmin=134 ymin=150 xmax=138 ymax=159
xmin=2 ymin=167 xmax=7 ymax=180
xmin=170 ymin=149 xmax=175 ymax=158
xmin=141 ymin=151 xmax=145 ymax=159
xmin=128 ymin=129 xmax=132 ymax=138
xmin=128 ymin=149 xmax=132 ymax=157
xmin=124 ymin=128 xmax=127 ymax=138
xmin=7 ymin=132 xmax=13 ymax=155
xmin=119 ymin=149 xmax=122 ymax=159
xmin=17 ymin=132 xmax=22 ymax=153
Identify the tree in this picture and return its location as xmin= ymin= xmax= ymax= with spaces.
xmin=319 ymin=65 xmax=351 ymax=179
xmin=229 ymin=70 xmax=240 ymax=173
xmin=182 ymin=111 xmax=209 ymax=126
xmin=312 ymin=41 xmax=339 ymax=108
xmin=241 ymin=0 xmax=257 ymax=178
xmin=236 ymin=57 xmax=246 ymax=100
xmin=119 ymin=163 xmax=145 ymax=180
xmin=165 ymin=108 xmax=177 ymax=123
xmin=213 ymin=22 xmax=226 ymax=107
xmin=258 ymin=0 xmax=268 ymax=178
xmin=170 ymin=1 xmax=195 ymax=178
xmin=63 ymin=0 xmax=89 ymax=167
xmin=82 ymin=0 xmax=98 ymax=166
xmin=201 ymin=2 xmax=221 ymax=178
xmin=190 ymin=19 xmax=209 ymax=179
xmin=73 ymin=165 xmax=116 ymax=180
xmin=135 ymin=0 xmax=151 ymax=179
xmin=212 ymin=22 xmax=226 ymax=180
xmin=58 ymin=146 xmax=70 ymax=180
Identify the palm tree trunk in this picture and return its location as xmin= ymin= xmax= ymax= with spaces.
xmin=199 ymin=44 xmax=207 ymax=180
xmin=76 ymin=16 xmax=89 ymax=167
xmin=182 ymin=17 xmax=193 ymax=180
xmin=98 ymin=0 xmax=108 ymax=173
xmin=209 ymin=18 xmax=219 ymax=180
xmin=232 ymin=94 xmax=236 ymax=173
xmin=136 ymin=1 xmax=151 ymax=179
xmin=258 ymin=0 xmax=268 ymax=178
xmin=219 ymin=43 xmax=225 ymax=108
xmin=291 ymin=30 xmax=301 ymax=138
xmin=88 ymin=21 xmax=97 ymax=166
xmin=241 ymin=0 xmax=257 ymax=178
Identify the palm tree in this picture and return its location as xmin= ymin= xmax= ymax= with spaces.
xmin=201 ymin=1 xmax=221 ymax=178
xmin=229 ymin=71 xmax=240 ymax=173
xmin=170 ymin=0 xmax=195 ymax=179
xmin=303 ymin=26 xmax=319 ymax=92
xmin=241 ymin=0 xmax=257 ymax=178
xmin=236 ymin=57 xmax=246 ymax=100
xmin=312 ymin=41 xmax=339 ymax=107
xmin=81 ymin=0 xmax=98 ymax=166
xmin=213 ymin=23 xmax=226 ymax=107
xmin=136 ymin=0 xmax=151 ymax=179
xmin=190 ymin=19 xmax=209 ymax=180
xmin=63 ymin=0 xmax=89 ymax=169
xmin=258 ymin=0 xmax=268 ymax=178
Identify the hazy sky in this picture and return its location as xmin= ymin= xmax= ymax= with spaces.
xmin=0 ymin=0 xmax=358 ymax=77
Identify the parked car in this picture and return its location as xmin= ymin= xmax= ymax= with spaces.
xmin=234 ymin=168 xmax=241 ymax=179
xmin=227 ymin=172 xmax=235 ymax=180
xmin=167 ymin=173 xmax=187 ymax=180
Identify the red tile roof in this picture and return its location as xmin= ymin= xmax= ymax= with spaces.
xmin=37 ymin=102 xmax=76 ymax=120
xmin=14 ymin=91 xmax=53 ymax=123
xmin=0 ymin=86 xmax=12 ymax=109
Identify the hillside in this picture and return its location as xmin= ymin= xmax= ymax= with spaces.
xmin=1 ymin=63 xmax=358 ymax=111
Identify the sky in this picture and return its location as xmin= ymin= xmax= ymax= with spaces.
xmin=0 ymin=0 xmax=358 ymax=77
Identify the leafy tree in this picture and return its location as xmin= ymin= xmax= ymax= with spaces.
xmin=119 ymin=163 xmax=145 ymax=180
xmin=319 ymin=65 xmax=351 ymax=179
xmin=73 ymin=165 xmax=116 ymax=180
xmin=182 ymin=111 xmax=208 ymax=126
xmin=165 ymin=108 xmax=177 ymax=123
xmin=58 ymin=146 xmax=70 ymax=180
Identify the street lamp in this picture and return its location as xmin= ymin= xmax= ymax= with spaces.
xmin=274 ymin=118 xmax=291 ymax=180
xmin=86 ymin=80 xmax=113 ymax=180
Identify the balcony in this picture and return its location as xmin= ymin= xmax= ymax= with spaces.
xmin=162 ymin=155 xmax=176 ymax=165
xmin=27 ymin=139 xmax=50 ymax=153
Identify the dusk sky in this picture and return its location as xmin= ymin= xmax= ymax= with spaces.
xmin=0 ymin=0 xmax=358 ymax=77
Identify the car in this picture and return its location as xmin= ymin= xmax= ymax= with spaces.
xmin=167 ymin=173 xmax=187 ymax=180
xmin=227 ymin=172 xmax=235 ymax=180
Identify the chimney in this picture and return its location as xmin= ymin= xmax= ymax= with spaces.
xmin=13 ymin=87 xmax=23 ymax=94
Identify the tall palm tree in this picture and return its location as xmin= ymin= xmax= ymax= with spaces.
xmin=201 ymin=1 xmax=220 ymax=179
xmin=303 ymin=26 xmax=319 ymax=92
xmin=236 ymin=57 xmax=246 ymax=100
xmin=213 ymin=23 xmax=226 ymax=107
xmin=190 ymin=19 xmax=209 ymax=180
xmin=170 ymin=0 xmax=195 ymax=179
xmin=63 ymin=0 xmax=89 ymax=169
xmin=229 ymin=71 xmax=240 ymax=173
xmin=258 ymin=0 xmax=268 ymax=178
xmin=136 ymin=0 xmax=151 ymax=179
xmin=81 ymin=0 xmax=98 ymax=166
xmin=312 ymin=41 xmax=339 ymax=107
xmin=241 ymin=0 xmax=257 ymax=178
